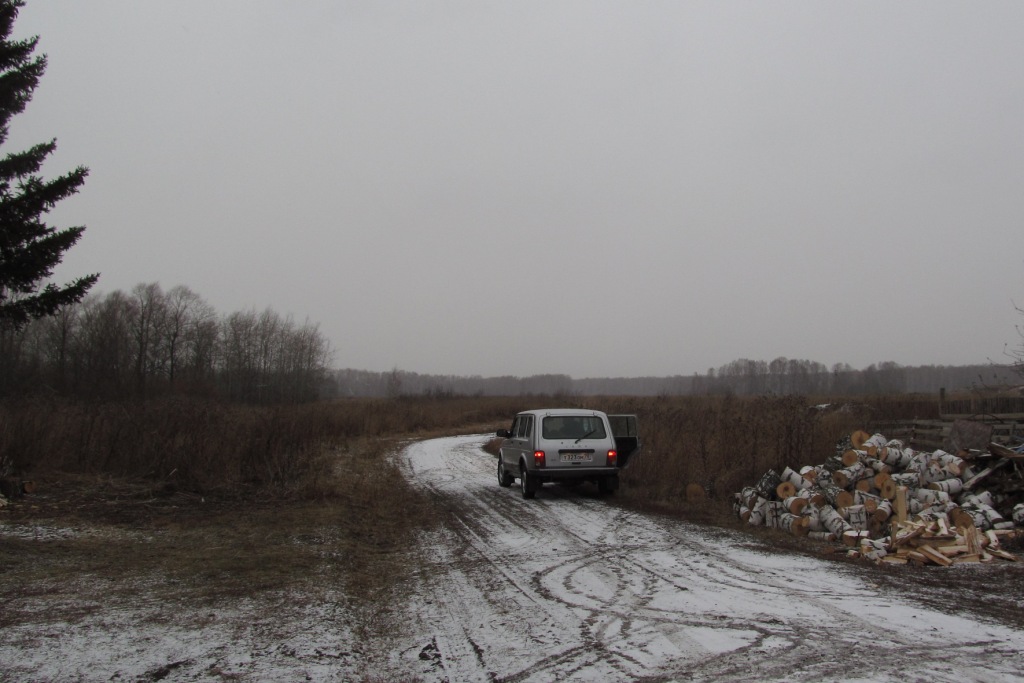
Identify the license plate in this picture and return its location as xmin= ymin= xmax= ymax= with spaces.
xmin=560 ymin=452 xmax=593 ymax=463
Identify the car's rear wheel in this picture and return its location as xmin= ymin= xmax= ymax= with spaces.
xmin=520 ymin=462 xmax=537 ymax=499
xmin=497 ymin=458 xmax=513 ymax=487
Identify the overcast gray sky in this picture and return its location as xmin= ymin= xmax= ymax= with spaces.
xmin=10 ymin=1 xmax=1024 ymax=378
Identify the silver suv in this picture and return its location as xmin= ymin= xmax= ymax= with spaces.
xmin=495 ymin=408 xmax=639 ymax=499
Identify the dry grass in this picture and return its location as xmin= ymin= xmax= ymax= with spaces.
xmin=0 ymin=395 xmax=532 ymax=496
xmin=0 ymin=435 xmax=438 ymax=660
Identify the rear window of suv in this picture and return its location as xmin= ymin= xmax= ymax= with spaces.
xmin=542 ymin=415 xmax=607 ymax=440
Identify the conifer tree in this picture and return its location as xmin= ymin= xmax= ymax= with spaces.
xmin=0 ymin=0 xmax=97 ymax=330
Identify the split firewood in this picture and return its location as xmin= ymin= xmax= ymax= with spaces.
xmin=937 ymin=544 xmax=970 ymax=557
xmin=989 ymin=548 xmax=1018 ymax=562
xmin=894 ymin=485 xmax=908 ymax=524
xmin=989 ymin=442 xmax=1024 ymax=459
xmin=917 ymin=544 xmax=953 ymax=567
xmin=951 ymin=554 xmax=981 ymax=564
xmin=963 ymin=459 xmax=1011 ymax=490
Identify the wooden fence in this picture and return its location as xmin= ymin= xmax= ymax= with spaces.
xmin=939 ymin=395 xmax=1024 ymax=421
xmin=871 ymin=418 xmax=1022 ymax=453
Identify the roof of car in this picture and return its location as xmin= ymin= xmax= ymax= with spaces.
xmin=517 ymin=408 xmax=604 ymax=417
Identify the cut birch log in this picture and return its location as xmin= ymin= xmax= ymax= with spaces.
xmin=915 ymin=488 xmax=950 ymax=506
xmin=844 ymin=504 xmax=868 ymax=531
xmin=878 ymin=477 xmax=898 ymax=501
xmin=783 ymin=496 xmax=808 ymax=515
xmin=962 ymin=491 xmax=995 ymax=507
xmin=818 ymin=504 xmax=854 ymax=537
xmin=745 ymin=485 xmax=761 ymax=507
xmin=748 ymin=498 xmax=768 ymax=526
xmin=842 ymin=530 xmax=871 ymax=547
xmin=871 ymin=500 xmax=893 ymax=524
xmin=832 ymin=462 xmax=868 ymax=489
xmin=853 ymin=490 xmax=882 ymax=513
xmin=776 ymin=480 xmax=797 ymax=500
xmin=928 ymin=478 xmax=964 ymax=495
xmin=949 ymin=507 xmax=976 ymax=530
xmin=817 ymin=473 xmax=854 ymax=509
xmin=863 ymin=457 xmax=890 ymax=475
xmin=755 ymin=469 xmax=782 ymax=501
xmin=780 ymin=513 xmax=810 ymax=536
xmin=890 ymin=472 xmax=920 ymax=488
xmin=842 ymin=449 xmax=865 ymax=467
xmin=779 ymin=466 xmax=808 ymax=490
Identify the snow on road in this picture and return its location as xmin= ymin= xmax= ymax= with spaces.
xmin=391 ymin=434 xmax=1024 ymax=682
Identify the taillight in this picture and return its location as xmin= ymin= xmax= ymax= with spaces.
xmin=607 ymin=450 xmax=618 ymax=467
xmin=534 ymin=451 xmax=546 ymax=468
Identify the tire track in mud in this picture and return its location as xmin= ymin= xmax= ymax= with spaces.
xmin=395 ymin=435 xmax=1024 ymax=683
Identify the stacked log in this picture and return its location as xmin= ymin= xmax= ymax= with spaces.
xmin=732 ymin=431 xmax=1024 ymax=566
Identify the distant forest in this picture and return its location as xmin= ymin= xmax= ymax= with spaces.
xmin=331 ymin=360 xmax=1023 ymax=399
xmin=2 ymin=282 xmax=1020 ymax=403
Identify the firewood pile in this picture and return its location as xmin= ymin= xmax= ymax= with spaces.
xmin=734 ymin=430 xmax=1024 ymax=566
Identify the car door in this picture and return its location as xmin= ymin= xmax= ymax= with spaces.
xmin=608 ymin=414 xmax=641 ymax=468
xmin=501 ymin=415 xmax=528 ymax=473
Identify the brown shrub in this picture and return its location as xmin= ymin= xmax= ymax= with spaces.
xmin=0 ymin=393 xmax=936 ymax=502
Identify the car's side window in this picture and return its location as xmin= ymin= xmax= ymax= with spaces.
xmin=522 ymin=415 xmax=533 ymax=439
xmin=510 ymin=416 xmax=522 ymax=438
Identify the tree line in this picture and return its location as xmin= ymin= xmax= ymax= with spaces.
xmin=0 ymin=282 xmax=332 ymax=403
xmin=329 ymin=359 xmax=1021 ymax=399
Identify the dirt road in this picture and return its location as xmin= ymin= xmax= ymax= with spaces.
xmin=3 ymin=434 xmax=1022 ymax=682
xmin=392 ymin=435 xmax=1024 ymax=682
